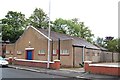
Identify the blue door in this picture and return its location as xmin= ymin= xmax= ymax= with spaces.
xmin=27 ymin=50 xmax=32 ymax=60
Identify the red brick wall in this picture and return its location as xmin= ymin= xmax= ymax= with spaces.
xmin=84 ymin=63 xmax=90 ymax=72
xmin=89 ymin=66 xmax=120 ymax=76
xmin=84 ymin=62 xmax=120 ymax=76
xmin=14 ymin=60 xmax=47 ymax=68
xmin=50 ymin=60 xmax=61 ymax=69
xmin=13 ymin=59 xmax=60 ymax=70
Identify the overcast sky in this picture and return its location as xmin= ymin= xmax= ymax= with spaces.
xmin=0 ymin=0 xmax=119 ymax=39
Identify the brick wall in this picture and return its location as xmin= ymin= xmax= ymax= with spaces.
xmin=5 ymin=44 xmax=14 ymax=58
xmin=12 ymin=59 xmax=60 ymax=70
xmin=84 ymin=61 xmax=120 ymax=76
xmin=11 ymin=27 xmax=73 ymax=67
xmin=89 ymin=66 xmax=120 ymax=76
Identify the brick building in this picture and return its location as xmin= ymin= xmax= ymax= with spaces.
xmin=5 ymin=26 xmax=101 ymax=67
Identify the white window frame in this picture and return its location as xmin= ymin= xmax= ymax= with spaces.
xmin=60 ymin=49 xmax=69 ymax=55
xmin=53 ymin=50 xmax=56 ymax=54
xmin=17 ymin=51 xmax=22 ymax=55
xmin=38 ymin=50 xmax=45 ymax=54
xmin=6 ymin=50 xmax=10 ymax=54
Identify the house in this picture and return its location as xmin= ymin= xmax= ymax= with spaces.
xmin=5 ymin=26 xmax=101 ymax=67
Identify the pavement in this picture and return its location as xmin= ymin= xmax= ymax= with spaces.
xmin=8 ymin=65 xmax=120 ymax=80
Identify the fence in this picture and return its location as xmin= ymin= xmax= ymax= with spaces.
xmin=100 ymin=51 xmax=120 ymax=62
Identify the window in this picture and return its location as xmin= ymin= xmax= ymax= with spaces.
xmin=60 ymin=50 xmax=62 ymax=54
xmin=38 ymin=50 xmax=45 ymax=54
xmin=60 ymin=49 xmax=69 ymax=55
xmin=17 ymin=51 xmax=22 ymax=55
xmin=6 ymin=50 xmax=10 ymax=54
xmin=95 ymin=53 xmax=98 ymax=56
xmin=53 ymin=50 xmax=56 ymax=54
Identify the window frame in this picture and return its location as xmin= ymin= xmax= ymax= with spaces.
xmin=60 ymin=49 xmax=69 ymax=56
xmin=53 ymin=49 xmax=57 ymax=56
xmin=38 ymin=49 xmax=46 ymax=56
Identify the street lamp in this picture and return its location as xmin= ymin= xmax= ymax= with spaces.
xmin=47 ymin=0 xmax=51 ymax=68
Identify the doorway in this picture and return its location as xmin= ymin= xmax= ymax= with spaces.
xmin=26 ymin=50 xmax=33 ymax=60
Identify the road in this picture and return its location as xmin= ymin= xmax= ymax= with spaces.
xmin=1 ymin=67 xmax=119 ymax=80
xmin=1 ymin=67 xmax=67 ymax=78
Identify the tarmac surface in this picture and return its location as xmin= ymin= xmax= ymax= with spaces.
xmin=2 ymin=68 xmax=66 ymax=78
xmin=7 ymin=65 xmax=120 ymax=80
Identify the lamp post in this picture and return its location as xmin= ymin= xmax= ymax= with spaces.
xmin=47 ymin=0 xmax=51 ymax=68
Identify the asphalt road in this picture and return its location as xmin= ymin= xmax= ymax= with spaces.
xmin=1 ymin=67 xmax=67 ymax=78
xmin=1 ymin=67 xmax=119 ymax=80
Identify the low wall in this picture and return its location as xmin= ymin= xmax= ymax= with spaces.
xmin=84 ymin=61 xmax=120 ymax=76
xmin=6 ymin=58 xmax=60 ymax=70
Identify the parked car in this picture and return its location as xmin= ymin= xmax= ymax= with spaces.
xmin=0 ymin=56 xmax=8 ymax=67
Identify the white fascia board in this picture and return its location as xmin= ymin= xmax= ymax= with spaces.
xmin=25 ymin=48 xmax=34 ymax=50
xmin=29 ymin=26 xmax=52 ymax=41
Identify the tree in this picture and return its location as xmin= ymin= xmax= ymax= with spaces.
xmin=106 ymin=39 xmax=118 ymax=52
xmin=51 ymin=18 xmax=69 ymax=34
xmin=95 ymin=37 xmax=106 ymax=47
xmin=95 ymin=36 xmax=120 ymax=53
xmin=52 ymin=18 xmax=94 ymax=42
xmin=1 ymin=11 xmax=26 ymax=43
xmin=78 ymin=22 xmax=94 ymax=42
xmin=28 ymin=8 xmax=49 ymax=29
xmin=109 ymin=38 xmax=120 ymax=53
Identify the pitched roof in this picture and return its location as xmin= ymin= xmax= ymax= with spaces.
xmin=37 ymin=28 xmax=73 ymax=41
xmin=35 ymin=27 xmax=100 ymax=50
xmin=71 ymin=36 xmax=100 ymax=49
xmin=94 ymin=44 xmax=108 ymax=51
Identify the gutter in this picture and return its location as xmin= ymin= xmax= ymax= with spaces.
xmin=82 ymin=45 xmax=86 ymax=63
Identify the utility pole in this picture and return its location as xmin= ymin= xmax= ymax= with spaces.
xmin=47 ymin=0 xmax=51 ymax=68
xmin=58 ymin=38 xmax=60 ymax=60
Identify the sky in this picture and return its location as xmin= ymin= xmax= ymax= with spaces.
xmin=0 ymin=0 xmax=119 ymax=39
